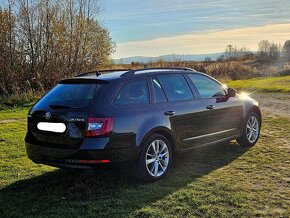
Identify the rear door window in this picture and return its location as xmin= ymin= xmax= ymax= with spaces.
xmin=157 ymin=74 xmax=193 ymax=101
xmin=114 ymin=79 xmax=149 ymax=106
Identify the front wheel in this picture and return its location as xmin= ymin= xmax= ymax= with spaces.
xmin=137 ymin=134 xmax=172 ymax=182
xmin=237 ymin=112 xmax=261 ymax=146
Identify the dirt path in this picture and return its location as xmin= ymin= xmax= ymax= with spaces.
xmin=251 ymin=93 xmax=290 ymax=117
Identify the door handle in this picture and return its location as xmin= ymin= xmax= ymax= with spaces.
xmin=164 ymin=111 xmax=175 ymax=116
xmin=206 ymin=105 xmax=215 ymax=110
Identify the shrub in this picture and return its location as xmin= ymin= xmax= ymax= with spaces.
xmin=205 ymin=62 xmax=260 ymax=80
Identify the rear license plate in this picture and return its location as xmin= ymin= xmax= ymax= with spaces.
xmin=37 ymin=122 xmax=66 ymax=133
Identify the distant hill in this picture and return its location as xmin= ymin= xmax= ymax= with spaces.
xmin=113 ymin=53 xmax=224 ymax=64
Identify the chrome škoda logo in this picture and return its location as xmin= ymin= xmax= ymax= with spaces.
xmin=45 ymin=112 xmax=51 ymax=120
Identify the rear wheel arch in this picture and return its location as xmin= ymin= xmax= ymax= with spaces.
xmin=139 ymin=127 xmax=176 ymax=153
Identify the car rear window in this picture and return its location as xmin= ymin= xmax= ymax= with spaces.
xmin=35 ymin=83 xmax=104 ymax=109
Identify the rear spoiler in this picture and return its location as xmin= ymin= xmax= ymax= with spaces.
xmin=76 ymin=69 xmax=132 ymax=77
xmin=59 ymin=78 xmax=109 ymax=84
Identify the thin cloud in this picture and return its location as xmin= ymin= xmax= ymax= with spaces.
xmin=102 ymin=0 xmax=231 ymax=21
xmin=114 ymin=23 xmax=290 ymax=58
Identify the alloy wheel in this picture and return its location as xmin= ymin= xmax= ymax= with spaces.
xmin=145 ymin=139 xmax=169 ymax=177
xmin=246 ymin=115 xmax=259 ymax=143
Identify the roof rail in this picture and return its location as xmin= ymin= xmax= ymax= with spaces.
xmin=76 ymin=69 xmax=132 ymax=77
xmin=99 ymin=69 xmax=133 ymax=73
xmin=76 ymin=70 xmax=101 ymax=77
xmin=121 ymin=67 xmax=194 ymax=77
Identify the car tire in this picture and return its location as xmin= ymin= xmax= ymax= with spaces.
xmin=237 ymin=112 xmax=261 ymax=146
xmin=137 ymin=134 xmax=172 ymax=182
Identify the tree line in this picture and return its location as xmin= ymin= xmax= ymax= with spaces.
xmin=0 ymin=0 xmax=115 ymax=96
xmin=223 ymin=40 xmax=290 ymax=62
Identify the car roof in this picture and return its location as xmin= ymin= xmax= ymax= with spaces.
xmin=73 ymin=67 xmax=202 ymax=81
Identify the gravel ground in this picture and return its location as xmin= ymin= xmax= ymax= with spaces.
xmin=251 ymin=93 xmax=290 ymax=117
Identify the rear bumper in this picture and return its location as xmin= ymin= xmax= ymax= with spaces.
xmin=25 ymin=142 xmax=139 ymax=169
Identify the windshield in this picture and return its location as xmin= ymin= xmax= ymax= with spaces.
xmin=34 ymin=83 xmax=104 ymax=110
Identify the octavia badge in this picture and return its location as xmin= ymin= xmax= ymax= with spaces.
xmin=45 ymin=112 xmax=51 ymax=120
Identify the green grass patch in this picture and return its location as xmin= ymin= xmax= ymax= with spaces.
xmin=0 ymin=110 xmax=289 ymax=217
xmin=227 ymin=75 xmax=290 ymax=93
xmin=0 ymin=107 xmax=30 ymax=120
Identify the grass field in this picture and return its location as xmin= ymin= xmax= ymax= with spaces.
xmin=227 ymin=75 xmax=290 ymax=93
xmin=0 ymin=107 xmax=289 ymax=217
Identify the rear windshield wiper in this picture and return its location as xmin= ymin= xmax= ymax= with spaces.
xmin=49 ymin=104 xmax=79 ymax=109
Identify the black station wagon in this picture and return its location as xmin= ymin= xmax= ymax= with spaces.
xmin=25 ymin=67 xmax=261 ymax=181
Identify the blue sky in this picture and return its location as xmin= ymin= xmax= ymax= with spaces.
xmin=99 ymin=0 xmax=289 ymax=43
xmin=98 ymin=0 xmax=290 ymax=58
xmin=1 ymin=0 xmax=288 ymax=58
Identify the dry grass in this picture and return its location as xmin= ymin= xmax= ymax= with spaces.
xmin=108 ymin=60 xmax=260 ymax=81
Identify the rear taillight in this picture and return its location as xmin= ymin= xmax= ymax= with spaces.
xmin=85 ymin=118 xmax=114 ymax=137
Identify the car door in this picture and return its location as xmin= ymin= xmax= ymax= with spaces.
xmin=186 ymin=73 xmax=243 ymax=143
xmin=149 ymin=74 xmax=208 ymax=150
xmin=110 ymin=78 xmax=154 ymax=148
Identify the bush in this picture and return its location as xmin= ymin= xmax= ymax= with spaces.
xmin=205 ymin=62 xmax=260 ymax=80
xmin=122 ymin=60 xmax=260 ymax=81
xmin=0 ymin=91 xmax=40 ymax=109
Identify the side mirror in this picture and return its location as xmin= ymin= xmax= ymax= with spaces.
xmin=227 ymin=87 xmax=237 ymax=98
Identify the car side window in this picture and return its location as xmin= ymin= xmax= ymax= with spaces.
xmin=188 ymin=74 xmax=226 ymax=99
xmin=157 ymin=74 xmax=193 ymax=101
xmin=152 ymin=77 xmax=167 ymax=103
xmin=114 ymin=79 xmax=149 ymax=105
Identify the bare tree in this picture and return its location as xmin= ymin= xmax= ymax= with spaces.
xmin=0 ymin=0 xmax=115 ymax=95
xmin=258 ymin=40 xmax=271 ymax=58
xmin=283 ymin=40 xmax=290 ymax=61
xmin=258 ymin=40 xmax=281 ymax=62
